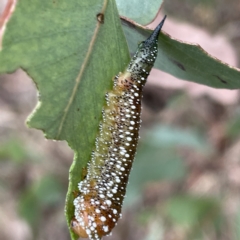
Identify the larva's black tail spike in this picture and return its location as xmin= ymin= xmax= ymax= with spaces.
xmin=145 ymin=15 xmax=167 ymax=44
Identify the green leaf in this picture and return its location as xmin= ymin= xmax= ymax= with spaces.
xmin=113 ymin=0 xmax=240 ymax=89
xmin=0 ymin=0 xmax=130 ymax=239
xmin=121 ymin=19 xmax=240 ymax=89
xmin=116 ymin=0 xmax=164 ymax=25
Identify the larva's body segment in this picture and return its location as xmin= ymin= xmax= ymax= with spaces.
xmin=71 ymin=16 xmax=166 ymax=240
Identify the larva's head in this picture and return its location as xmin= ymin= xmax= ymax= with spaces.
xmin=71 ymin=193 xmax=122 ymax=239
xmin=127 ymin=15 xmax=166 ymax=82
xmin=71 ymin=217 xmax=89 ymax=238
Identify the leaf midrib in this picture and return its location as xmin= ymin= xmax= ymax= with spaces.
xmin=56 ymin=0 xmax=108 ymax=138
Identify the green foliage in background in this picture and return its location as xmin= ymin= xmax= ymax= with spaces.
xmin=164 ymin=195 xmax=222 ymax=239
xmin=0 ymin=138 xmax=29 ymax=163
xmin=19 ymin=175 xmax=64 ymax=230
xmin=0 ymin=137 xmax=64 ymax=233
xmin=165 ymin=196 xmax=220 ymax=226
xmin=125 ymin=124 xmax=211 ymax=205
xmin=235 ymin=208 xmax=240 ymax=240
xmin=227 ymin=112 xmax=240 ymax=140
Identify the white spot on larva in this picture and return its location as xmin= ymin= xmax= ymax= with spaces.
xmin=106 ymin=200 xmax=112 ymax=206
xmin=107 ymin=193 xmax=113 ymax=198
xmin=101 ymin=216 xmax=106 ymax=222
xmin=116 ymin=178 xmax=121 ymax=183
xmin=113 ymin=209 xmax=118 ymax=214
xmin=108 ymin=181 xmax=114 ymax=186
xmin=100 ymin=194 xmax=105 ymax=199
xmin=95 ymin=233 xmax=99 ymax=239
xmin=130 ymin=121 xmax=135 ymax=125
xmin=103 ymin=225 xmax=109 ymax=232
xmin=112 ymin=188 xmax=117 ymax=193
xmin=127 ymin=137 xmax=132 ymax=141
xmin=96 ymin=208 xmax=101 ymax=213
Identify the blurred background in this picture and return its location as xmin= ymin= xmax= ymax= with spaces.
xmin=1 ymin=0 xmax=240 ymax=240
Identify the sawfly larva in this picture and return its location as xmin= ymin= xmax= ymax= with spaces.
xmin=71 ymin=15 xmax=167 ymax=240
